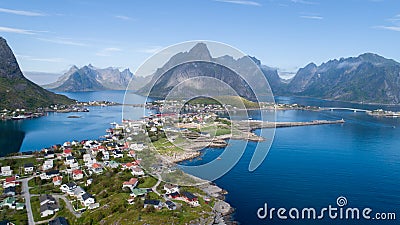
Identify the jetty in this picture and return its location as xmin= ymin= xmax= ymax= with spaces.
xmin=238 ymin=119 xmax=345 ymax=131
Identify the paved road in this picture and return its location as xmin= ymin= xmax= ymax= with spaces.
xmin=53 ymin=194 xmax=82 ymax=218
xmin=151 ymin=174 xmax=162 ymax=196
xmin=0 ymin=154 xmax=34 ymax=160
xmin=20 ymin=176 xmax=35 ymax=225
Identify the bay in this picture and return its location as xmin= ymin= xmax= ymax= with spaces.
xmin=1 ymin=91 xmax=399 ymax=225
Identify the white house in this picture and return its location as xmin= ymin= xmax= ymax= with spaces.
xmin=72 ymin=169 xmax=84 ymax=180
xmin=91 ymin=163 xmax=103 ymax=174
xmin=81 ymin=193 xmax=95 ymax=207
xmin=144 ymin=199 xmax=163 ymax=210
xmin=65 ymin=156 xmax=75 ymax=165
xmin=42 ymin=159 xmax=53 ymax=171
xmin=131 ymin=166 xmax=145 ymax=176
xmin=72 ymin=186 xmax=86 ymax=199
xmin=24 ymin=163 xmax=34 ymax=174
xmin=3 ymin=177 xmax=18 ymax=188
xmin=122 ymin=178 xmax=138 ymax=190
xmin=113 ymin=150 xmax=123 ymax=158
xmin=40 ymin=203 xmax=59 ymax=218
xmin=62 ymin=149 xmax=72 ymax=157
xmin=44 ymin=150 xmax=55 ymax=159
xmin=102 ymin=151 xmax=110 ymax=160
xmin=40 ymin=170 xmax=60 ymax=180
xmin=52 ymin=176 xmax=62 ymax=186
xmin=61 ymin=182 xmax=77 ymax=193
xmin=1 ymin=166 xmax=12 ymax=177
xmin=39 ymin=194 xmax=56 ymax=206
xmin=163 ymin=184 xmax=179 ymax=194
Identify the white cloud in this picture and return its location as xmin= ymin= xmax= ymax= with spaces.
xmin=214 ymin=0 xmax=261 ymax=6
xmin=0 ymin=26 xmax=36 ymax=35
xmin=96 ymin=47 xmax=122 ymax=56
xmin=36 ymin=37 xmax=88 ymax=46
xmin=136 ymin=46 xmax=163 ymax=54
xmin=115 ymin=15 xmax=134 ymax=21
xmin=374 ymin=25 xmax=400 ymax=32
xmin=300 ymin=15 xmax=323 ymax=20
xmin=16 ymin=54 xmax=66 ymax=63
xmin=291 ymin=0 xmax=317 ymax=5
xmin=0 ymin=7 xmax=45 ymax=16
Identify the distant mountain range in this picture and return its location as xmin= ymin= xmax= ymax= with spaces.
xmin=43 ymin=65 xmax=150 ymax=92
xmin=283 ymin=53 xmax=400 ymax=104
xmin=0 ymin=37 xmax=74 ymax=110
xmin=136 ymin=43 xmax=279 ymax=101
xmin=138 ymin=43 xmax=400 ymax=104
xmin=21 ymin=39 xmax=400 ymax=105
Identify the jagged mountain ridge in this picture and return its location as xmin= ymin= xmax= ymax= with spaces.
xmin=0 ymin=37 xmax=74 ymax=110
xmin=44 ymin=65 xmax=149 ymax=92
xmin=286 ymin=53 xmax=400 ymax=104
xmin=136 ymin=43 xmax=282 ymax=101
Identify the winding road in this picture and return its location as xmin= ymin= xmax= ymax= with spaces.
xmin=20 ymin=176 xmax=35 ymax=225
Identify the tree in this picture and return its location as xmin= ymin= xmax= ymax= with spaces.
xmin=95 ymin=151 xmax=104 ymax=161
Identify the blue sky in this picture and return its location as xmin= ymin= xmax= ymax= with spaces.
xmin=0 ymin=0 xmax=399 ymax=82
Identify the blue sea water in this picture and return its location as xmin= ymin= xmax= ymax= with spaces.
xmin=0 ymin=91 xmax=399 ymax=224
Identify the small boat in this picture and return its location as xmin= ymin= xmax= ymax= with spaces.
xmin=217 ymin=157 xmax=222 ymax=160
xmin=12 ymin=115 xmax=28 ymax=120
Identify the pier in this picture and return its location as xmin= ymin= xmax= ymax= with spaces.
xmin=239 ymin=119 xmax=345 ymax=130
xmin=320 ymin=107 xmax=370 ymax=113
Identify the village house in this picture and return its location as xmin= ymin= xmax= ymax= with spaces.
xmin=62 ymin=149 xmax=72 ymax=157
xmin=40 ymin=170 xmax=60 ymax=180
xmin=3 ymin=177 xmax=18 ymax=188
xmin=81 ymin=193 xmax=95 ymax=207
xmin=49 ymin=217 xmax=69 ymax=225
xmin=65 ymin=156 xmax=75 ymax=165
xmin=165 ymin=200 xmax=177 ymax=210
xmin=130 ymin=188 xmax=149 ymax=198
xmin=121 ymin=162 xmax=135 ymax=170
xmin=163 ymin=184 xmax=179 ymax=194
xmin=181 ymin=192 xmax=199 ymax=207
xmin=113 ymin=150 xmax=123 ymax=158
xmin=3 ymin=186 xmax=16 ymax=196
xmin=44 ymin=150 xmax=55 ymax=159
xmin=102 ymin=151 xmax=110 ymax=160
xmin=83 ymin=154 xmax=96 ymax=167
xmin=52 ymin=176 xmax=63 ymax=186
xmin=143 ymin=199 xmax=163 ymax=210
xmin=40 ymin=194 xmax=56 ymax=206
xmin=72 ymin=169 xmax=83 ymax=180
xmin=40 ymin=202 xmax=59 ymax=218
xmin=42 ymin=159 xmax=53 ymax=171
xmin=122 ymin=178 xmax=138 ymax=190
xmin=60 ymin=182 xmax=77 ymax=193
xmin=23 ymin=163 xmax=34 ymax=174
xmin=0 ymin=197 xmax=24 ymax=210
xmin=1 ymin=166 xmax=12 ymax=177
xmin=72 ymin=186 xmax=86 ymax=199
xmin=131 ymin=166 xmax=144 ymax=176
xmin=85 ymin=178 xmax=93 ymax=187
xmin=166 ymin=192 xmax=180 ymax=199
xmin=90 ymin=163 xmax=103 ymax=174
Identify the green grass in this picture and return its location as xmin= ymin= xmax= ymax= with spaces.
xmin=0 ymin=207 xmax=28 ymax=224
xmin=214 ymin=95 xmax=259 ymax=109
xmin=56 ymin=166 xmax=217 ymax=225
xmin=0 ymin=157 xmax=42 ymax=175
xmin=138 ymin=176 xmax=157 ymax=188
xmin=31 ymin=196 xmax=55 ymax=222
